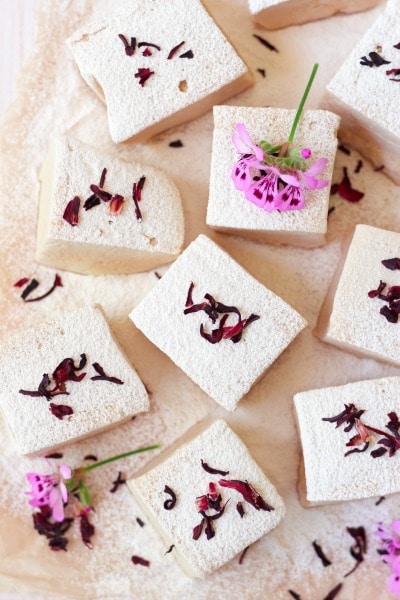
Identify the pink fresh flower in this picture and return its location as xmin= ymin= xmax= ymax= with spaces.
xmin=26 ymin=460 xmax=72 ymax=522
xmin=244 ymin=169 xmax=279 ymax=211
xmin=299 ymin=157 xmax=329 ymax=190
xmin=375 ymin=520 xmax=400 ymax=596
xmin=232 ymin=123 xmax=264 ymax=161
xmin=231 ymin=155 xmax=261 ymax=191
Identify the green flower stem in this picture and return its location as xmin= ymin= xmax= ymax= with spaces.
xmin=82 ymin=445 xmax=159 ymax=472
xmin=288 ymin=63 xmax=319 ymax=144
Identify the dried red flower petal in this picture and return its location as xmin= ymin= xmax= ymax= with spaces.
xmin=138 ymin=41 xmax=161 ymax=51
xmin=63 ymin=196 xmax=80 ymax=226
xmin=179 ymin=50 xmax=194 ymax=59
xmin=99 ymin=167 xmax=107 ymax=188
xmin=192 ymin=518 xmax=205 ymax=540
xmin=288 ymin=591 xmax=301 ymax=600
xmin=134 ymin=68 xmax=155 ymax=87
xmin=368 ymin=280 xmax=386 ymax=298
xmin=13 ymin=277 xmax=30 ymax=288
xmin=24 ymin=274 xmax=63 ymax=304
xmin=167 ymin=41 xmax=185 ymax=59
xmin=84 ymin=194 xmax=101 ymax=211
xmin=323 ymin=583 xmax=343 ymax=600
xmin=21 ymin=278 xmax=40 ymax=300
xmin=136 ymin=517 xmax=145 ymax=527
xmin=218 ymin=479 xmax=274 ymax=511
xmin=338 ymin=144 xmax=350 ymax=155
xmin=49 ymin=403 xmax=73 ymax=420
xmin=344 ymin=526 xmax=366 ymax=577
xmin=382 ymin=257 xmax=400 ymax=270
xmin=360 ymin=51 xmax=390 ymax=67
xmin=386 ymin=68 xmax=400 ymax=81
xmin=90 ymin=184 xmax=112 ymax=203
xmin=252 ymin=34 xmax=278 ymax=52
xmin=336 ymin=167 xmax=364 ymax=202
xmin=131 ymin=555 xmax=150 ymax=567
xmin=201 ymin=459 xmax=229 ymax=476
xmin=84 ymin=454 xmax=97 ymax=461
xmin=110 ymin=471 xmax=126 ymax=493
xmin=90 ymin=362 xmax=123 ymax=385
xmin=380 ymin=305 xmax=398 ymax=323
xmin=45 ymin=452 xmax=63 ymax=459
xmin=142 ymin=47 xmax=152 ymax=57
xmin=196 ymin=495 xmax=209 ymax=512
xmin=118 ymin=34 xmax=136 ymax=56
xmin=132 ymin=176 xmax=146 ymax=221
xmin=163 ymin=485 xmax=177 ymax=510
xmin=80 ymin=512 xmax=95 ymax=549
xmin=236 ymin=502 xmax=245 ymax=518
xmin=49 ymin=536 xmax=69 ymax=551
xmin=165 ymin=544 xmax=174 ymax=554
xmin=354 ymin=160 xmax=363 ymax=174
xmin=238 ymin=545 xmax=249 ymax=565
xmin=312 ymin=540 xmax=332 ymax=567
xmin=169 ymin=139 xmax=183 ymax=148
xmin=109 ymin=194 xmax=125 ymax=215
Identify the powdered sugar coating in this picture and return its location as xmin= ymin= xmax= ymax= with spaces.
xmin=320 ymin=224 xmax=400 ymax=365
xmin=36 ymin=137 xmax=184 ymax=275
xmin=0 ymin=304 xmax=149 ymax=454
xmin=130 ymin=234 xmax=307 ymax=410
xmin=207 ymin=107 xmax=339 ymax=247
xmin=294 ymin=376 xmax=400 ymax=502
xmin=128 ymin=419 xmax=285 ymax=577
xmin=67 ymin=0 xmax=252 ymax=143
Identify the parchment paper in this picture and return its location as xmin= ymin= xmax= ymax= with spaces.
xmin=0 ymin=1 xmax=399 ymax=598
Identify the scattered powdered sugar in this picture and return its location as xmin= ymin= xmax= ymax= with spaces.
xmin=0 ymin=0 xmax=398 ymax=598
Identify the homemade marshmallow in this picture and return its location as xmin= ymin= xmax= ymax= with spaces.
xmin=130 ymin=234 xmax=307 ymax=411
xmin=248 ymin=0 xmax=380 ymax=30
xmin=128 ymin=419 xmax=285 ymax=578
xmin=36 ymin=137 xmax=184 ymax=275
xmin=0 ymin=304 xmax=149 ymax=455
xmin=323 ymin=0 xmax=400 ymax=184
xmin=67 ymin=0 xmax=253 ymax=144
xmin=207 ymin=107 xmax=339 ymax=247
xmin=316 ymin=224 xmax=400 ymax=366
xmin=294 ymin=376 xmax=400 ymax=503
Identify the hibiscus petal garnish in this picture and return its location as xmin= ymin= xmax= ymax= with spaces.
xmin=218 ymin=479 xmax=274 ymax=511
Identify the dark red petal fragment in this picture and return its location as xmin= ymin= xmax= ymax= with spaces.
xmin=134 ymin=67 xmax=155 ymax=87
xmin=53 ymin=355 xmax=87 ymax=385
xmin=394 ymin=43 xmax=400 ymax=49
xmin=169 ymin=139 xmax=183 ymax=148
xmin=360 ymin=52 xmax=390 ymax=67
xmin=288 ymin=591 xmax=302 ymax=600
xmin=109 ymin=194 xmax=125 ymax=215
xmin=185 ymin=282 xmax=195 ymax=307
xmin=200 ymin=459 xmax=229 ymax=476
xmin=80 ymin=512 xmax=95 ymax=549
xmin=218 ymin=479 xmax=274 ymax=511
xmin=49 ymin=403 xmax=73 ymax=420
xmin=110 ymin=471 xmax=126 ymax=493
xmin=163 ymin=485 xmax=177 ymax=510
xmin=236 ymin=502 xmax=245 ymax=518
xmin=131 ymin=555 xmax=150 ymax=567
xmin=252 ymin=34 xmax=278 ymax=52
xmin=21 ymin=278 xmax=40 ymax=300
xmin=179 ymin=50 xmax=194 ymax=59
xmin=192 ymin=518 xmax=205 ymax=540
xmin=200 ymin=314 xmax=228 ymax=344
xmin=118 ymin=34 xmax=135 ymax=56
xmin=256 ymin=68 xmax=266 ymax=78
xmin=196 ymin=495 xmax=209 ymax=512
xmin=136 ymin=517 xmax=145 ymax=527
xmin=20 ymin=373 xmax=52 ymax=399
xmin=142 ymin=47 xmax=152 ymax=56
xmin=386 ymin=68 xmax=400 ymax=81
xmin=338 ymin=144 xmax=350 ymax=155
xmin=24 ymin=274 xmax=63 ymax=303
xmin=382 ymin=257 xmax=400 ymax=270
xmin=344 ymin=526 xmax=366 ymax=577
xmin=90 ymin=362 xmax=123 ymax=385
xmin=90 ymin=184 xmax=112 ymax=202
xmin=380 ymin=305 xmax=398 ymax=323
xmin=167 ymin=41 xmax=185 ymax=59
xmin=99 ymin=167 xmax=107 ymax=188
xmin=45 ymin=452 xmax=63 ymax=459
xmin=238 ymin=545 xmax=249 ymax=565
xmin=138 ymin=41 xmax=161 ymax=51
xmin=354 ymin=160 xmax=363 ymax=173
xmin=337 ymin=167 xmax=364 ymax=202
xmin=204 ymin=516 xmax=215 ymax=540
xmin=312 ymin=540 xmax=332 ymax=567
xmin=330 ymin=183 xmax=338 ymax=195
xmin=14 ymin=277 xmax=30 ymax=288
xmin=132 ymin=177 xmax=146 ymax=222
xmin=323 ymin=583 xmax=343 ymax=600
xmin=84 ymin=194 xmax=101 ymax=210
xmin=344 ymin=441 xmax=369 ymax=457
xmin=386 ymin=411 xmax=400 ymax=439
xmin=63 ymin=196 xmax=80 ymax=226
xmin=368 ymin=280 xmax=386 ymax=298
xmin=49 ymin=536 xmax=69 ymax=551
xmin=371 ymin=447 xmax=387 ymax=458
xmin=165 ymin=544 xmax=174 ymax=554
xmin=84 ymin=454 xmax=97 ymax=461
xmin=375 ymin=495 xmax=385 ymax=505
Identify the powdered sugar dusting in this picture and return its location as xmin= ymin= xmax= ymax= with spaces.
xmin=0 ymin=0 xmax=397 ymax=598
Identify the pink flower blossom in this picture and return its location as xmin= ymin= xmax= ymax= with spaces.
xmin=244 ymin=169 xmax=279 ymax=211
xmin=231 ymin=123 xmax=264 ymax=192
xmin=299 ymin=157 xmax=329 ymax=190
xmin=232 ymin=123 xmax=264 ymax=161
xmin=375 ymin=520 xmax=400 ymax=596
xmin=26 ymin=460 xmax=72 ymax=522
xmin=231 ymin=156 xmax=261 ymax=191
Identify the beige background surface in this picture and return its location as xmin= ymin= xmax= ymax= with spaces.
xmin=0 ymin=1 xmax=399 ymax=598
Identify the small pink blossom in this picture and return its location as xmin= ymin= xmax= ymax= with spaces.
xmin=231 ymin=155 xmax=261 ymax=191
xmin=301 ymin=148 xmax=311 ymax=159
xmin=26 ymin=460 xmax=72 ymax=522
xmin=232 ymin=123 xmax=264 ymax=161
xmin=375 ymin=520 xmax=400 ymax=596
xmin=245 ymin=169 xmax=279 ymax=211
xmin=231 ymin=123 xmax=264 ymax=192
xmin=299 ymin=157 xmax=329 ymax=190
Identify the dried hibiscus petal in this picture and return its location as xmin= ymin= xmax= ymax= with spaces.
xmin=382 ymin=257 xmax=400 ymax=270
xmin=110 ymin=471 xmax=126 ymax=493
xmin=312 ymin=540 xmax=332 ymax=567
xmin=135 ymin=67 xmax=154 ymax=87
xmin=368 ymin=280 xmax=386 ymax=298
xmin=236 ymin=502 xmax=245 ymax=518
xmin=131 ymin=555 xmax=150 ymax=567
xmin=90 ymin=363 xmax=123 ymax=385
xmin=49 ymin=403 xmax=73 ymax=420
xmin=336 ymin=167 xmax=364 ymax=202
xmin=163 ymin=485 xmax=177 ymax=510
xmin=79 ymin=512 xmax=95 ymax=549
xmin=192 ymin=518 xmax=205 ymax=540
xmin=218 ymin=479 xmax=274 ymax=511
xmin=109 ymin=194 xmax=125 ymax=215
xmin=200 ymin=459 xmax=229 ymax=476
xmin=63 ymin=196 xmax=80 ymax=226
xmin=167 ymin=41 xmax=185 ymax=59
xmin=24 ymin=274 xmax=63 ymax=304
